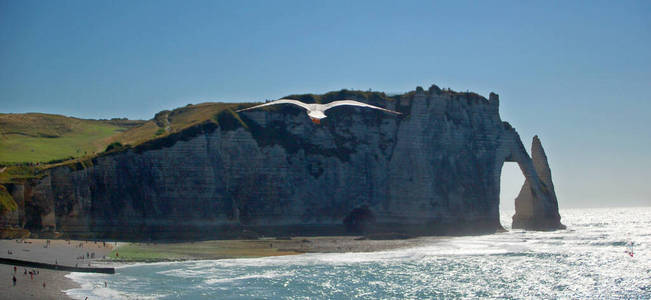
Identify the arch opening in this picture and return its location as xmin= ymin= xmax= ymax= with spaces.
xmin=499 ymin=162 xmax=525 ymax=230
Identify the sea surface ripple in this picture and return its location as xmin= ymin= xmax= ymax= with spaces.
xmin=66 ymin=207 xmax=651 ymax=299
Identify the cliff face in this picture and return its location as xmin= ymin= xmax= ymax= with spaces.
xmin=2 ymin=86 xmax=564 ymax=239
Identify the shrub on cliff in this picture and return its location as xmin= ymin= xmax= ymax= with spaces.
xmin=0 ymin=185 xmax=17 ymax=215
xmin=105 ymin=142 xmax=125 ymax=152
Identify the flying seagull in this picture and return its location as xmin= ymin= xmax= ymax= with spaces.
xmin=236 ymin=99 xmax=401 ymax=124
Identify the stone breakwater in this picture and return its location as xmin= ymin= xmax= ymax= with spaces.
xmin=1 ymin=86 xmax=564 ymax=239
xmin=0 ymin=257 xmax=115 ymax=274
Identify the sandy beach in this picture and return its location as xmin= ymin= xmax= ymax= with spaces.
xmin=2 ymin=267 xmax=78 ymax=299
xmin=0 ymin=238 xmax=114 ymax=299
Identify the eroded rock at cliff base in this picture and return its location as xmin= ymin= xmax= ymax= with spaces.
xmin=512 ymin=136 xmax=565 ymax=230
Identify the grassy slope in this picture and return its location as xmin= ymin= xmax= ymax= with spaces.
xmin=107 ymin=102 xmax=242 ymax=147
xmin=0 ymin=113 xmax=144 ymax=163
xmin=0 ymin=103 xmax=244 ymax=181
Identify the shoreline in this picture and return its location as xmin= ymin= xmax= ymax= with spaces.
xmin=1 ymin=236 xmax=441 ymax=299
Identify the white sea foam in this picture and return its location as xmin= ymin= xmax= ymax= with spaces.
xmin=204 ymin=270 xmax=295 ymax=284
xmin=65 ymin=271 xmax=168 ymax=300
xmin=65 ymin=273 xmax=126 ymax=300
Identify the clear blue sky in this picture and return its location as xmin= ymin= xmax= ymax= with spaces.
xmin=1 ymin=0 xmax=650 ymax=209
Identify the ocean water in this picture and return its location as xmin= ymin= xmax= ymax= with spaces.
xmin=66 ymin=207 xmax=651 ymax=299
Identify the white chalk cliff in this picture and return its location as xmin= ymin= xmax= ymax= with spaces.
xmin=3 ymin=85 xmax=565 ymax=239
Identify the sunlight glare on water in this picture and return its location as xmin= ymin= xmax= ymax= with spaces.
xmin=67 ymin=207 xmax=651 ymax=299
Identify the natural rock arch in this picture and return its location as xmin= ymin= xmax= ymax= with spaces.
xmin=497 ymin=130 xmax=565 ymax=230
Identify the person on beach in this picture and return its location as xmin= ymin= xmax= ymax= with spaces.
xmin=43 ymin=281 xmax=46 ymax=288
xmin=12 ymin=275 xmax=16 ymax=286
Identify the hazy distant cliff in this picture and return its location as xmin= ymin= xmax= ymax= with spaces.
xmin=1 ymin=85 xmax=564 ymax=239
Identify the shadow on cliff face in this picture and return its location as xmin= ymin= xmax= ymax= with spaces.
xmin=343 ymin=206 xmax=376 ymax=233
xmin=228 ymin=111 xmax=356 ymax=163
xmin=23 ymin=201 xmax=42 ymax=232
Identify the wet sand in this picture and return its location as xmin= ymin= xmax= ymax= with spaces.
xmin=0 ymin=239 xmax=114 ymax=299
xmin=108 ymin=236 xmax=438 ymax=261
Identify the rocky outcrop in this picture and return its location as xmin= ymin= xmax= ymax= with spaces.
xmin=2 ymin=86 xmax=564 ymax=239
xmin=512 ymin=136 xmax=565 ymax=230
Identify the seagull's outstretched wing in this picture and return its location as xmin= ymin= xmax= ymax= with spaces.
xmin=236 ymin=99 xmax=311 ymax=112
xmin=323 ymin=100 xmax=401 ymax=114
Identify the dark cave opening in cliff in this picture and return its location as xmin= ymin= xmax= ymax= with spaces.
xmin=343 ymin=206 xmax=376 ymax=233
xmin=500 ymin=162 xmax=525 ymax=228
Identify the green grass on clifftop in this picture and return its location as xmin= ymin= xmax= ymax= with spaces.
xmin=0 ymin=113 xmax=144 ymax=163
xmin=107 ymin=103 xmax=241 ymax=147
